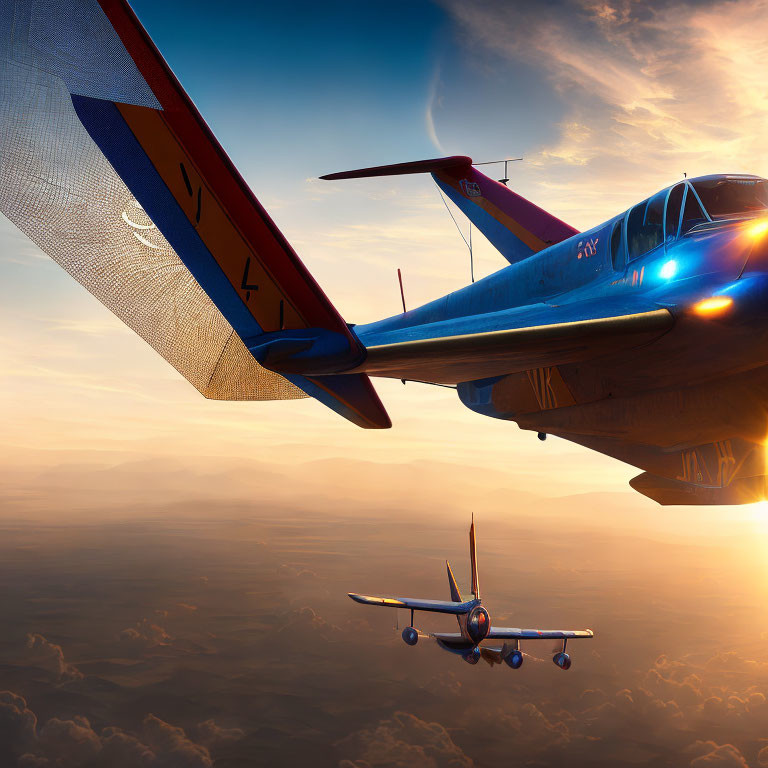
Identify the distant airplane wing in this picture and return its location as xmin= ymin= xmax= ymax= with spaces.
xmin=486 ymin=627 xmax=594 ymax=640
xmin=348 ymin=594 xmax=469 ymax=615
xmin=353 ymin=302 xmax=674 ymax=385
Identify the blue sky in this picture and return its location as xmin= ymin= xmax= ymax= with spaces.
xmin=130 ymin=0 xmax=449 ymax=180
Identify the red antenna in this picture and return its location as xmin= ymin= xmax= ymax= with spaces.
xmin=397 ymin=268 xmax=407 ymax=313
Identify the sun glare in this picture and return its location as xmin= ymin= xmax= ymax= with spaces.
xmin=747 ymin=219 xmax=768 ymax=239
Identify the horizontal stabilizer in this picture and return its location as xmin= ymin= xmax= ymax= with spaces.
xmin=321 ymin=155 xmax=578 ymax=264
xmin=320 ymin=156 xmax=472 ymax=180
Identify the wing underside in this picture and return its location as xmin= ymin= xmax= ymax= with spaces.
xmin=0 ymin=0 xmax=391 ymax=427
xmin=353 ymin=307 xmax=674 ymax=385
xmin=0 ymin=0 xmax=304 ymax=401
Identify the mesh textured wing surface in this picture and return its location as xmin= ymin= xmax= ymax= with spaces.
xmin=0 ymin=3 xmax=305 ymax=402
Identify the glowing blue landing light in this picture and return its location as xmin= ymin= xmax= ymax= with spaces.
xmin=659 ymin=259 xmax=678 ymax=280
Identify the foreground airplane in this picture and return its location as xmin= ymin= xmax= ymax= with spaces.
xmin=349 ymin=520 xmax=593 ymax=669
xmin=4 ymin=0 xmax=768 ymax=503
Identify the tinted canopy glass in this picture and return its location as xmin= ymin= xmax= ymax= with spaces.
xmin=680 ymin=188 xmax=707 ymax=235
xmin=665 ymin=184 xmax=684 ymax=239
xmin=692 ymin=178 xmax=768 ymax=218
xmin=627 ymin=190 xmax=666 ymax=260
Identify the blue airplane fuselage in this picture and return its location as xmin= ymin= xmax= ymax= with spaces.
xmin=353 ymin=175 xmax=768 ymax=505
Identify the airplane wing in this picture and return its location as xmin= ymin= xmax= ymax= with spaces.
xmin=353 ymin=301 xmax=673 ymax=385
xmin=0 ymin=0 xmax=389 ymax=428
xmin=348 ymin=594 xmax=470 ymax=615
xmin=486 ymin=627 xmax=594 ymax=640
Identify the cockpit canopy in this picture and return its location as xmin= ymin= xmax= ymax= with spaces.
xmin=613 ymin=174 xmax=768 ymax=268
xmin=690 ymin=176 xmax=768 ymax=219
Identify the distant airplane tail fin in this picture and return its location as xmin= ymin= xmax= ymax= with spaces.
xmin=469 ymin=516 xmax=480 ymax=600
xmin=446 ymin=560 xmax=463 ymax=603
xmin=321 ymin=156 xmax=578 ymax=265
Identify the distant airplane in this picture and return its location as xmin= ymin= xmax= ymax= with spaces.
xmin=349 ymin=520 xmax=593 ymax=669
xmin=4 ymin=0 xmax=768 ymax=504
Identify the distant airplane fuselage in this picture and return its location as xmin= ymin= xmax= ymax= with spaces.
xmin=349 ymin=519 xmax=593 ymax=669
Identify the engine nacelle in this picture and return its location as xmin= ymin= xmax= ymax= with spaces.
xmin=401 ymin=627 xmax=418 ymax=646
xmin=553 ymin=652 xmax=571 ymax=670
xmin=466 ymin=606 xmax=491 ymax=644
xmin=462 ymin=646 xmax=481 ymax=664
xmin=505 ymin=649 xmax=523 ymax=669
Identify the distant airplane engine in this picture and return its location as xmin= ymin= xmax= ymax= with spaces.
xmin=463 ymin=647 xmax=481 ymax=665
xmin=401 ymin=627 xmax=418 ymax=646
xmin=505 ymin=649 xmax=524 ymax=669
xmin=466 ymin=606 xmax=491 ymax=643
xmin=553 ymin=652 xmax=571 ymax=670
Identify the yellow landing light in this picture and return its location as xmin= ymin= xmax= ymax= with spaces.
xmin=747 ymin=219 xmax=768 ymax=239
xmin=693 ymin=296 xmax=733 ymax=315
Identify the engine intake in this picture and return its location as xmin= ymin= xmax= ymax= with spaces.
xmin=553 ymin=652 xmax=571 ymax=670
xmin=505 ymin=649 xmax=523 ymax=669
xmin=401 ymin=627 xmax=418 ymax=646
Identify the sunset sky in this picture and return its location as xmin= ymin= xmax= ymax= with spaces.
xmin=6 ymin=0 xmax=768 ymax=499
xmin=4 ymin=2 xmax=768 ymax=765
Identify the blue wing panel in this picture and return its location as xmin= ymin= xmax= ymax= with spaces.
xmin=348 ymin=593 xmax=471 ymax=615
xmin=71 ymin=94 xmax=263 ymax=342
xmin=487 ymin=627 xmax=594 ymax=640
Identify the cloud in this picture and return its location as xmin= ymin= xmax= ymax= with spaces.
xmin=687 ymin=740 xmax=750 ymax=768
xmin=24 ymin=634 xmax=82 ymax=681
xmin=141 ymin=714 xmax=212 ymax=768
xmin=337 ymin=711 xmax=474 ymax=768
xmin=278 ymin=606 xmax=344 ymax=642
xmin=38 ymin=717 xmax=102 ymax=766
xmin=194 ymin=720 xmax=245 ymax=749
xmin=118 ymin=620 xmax=172 ymax=650
xmin=0 ymin=691 xmax=37 ymax=758
xmin=0 ymin=692 xmax=214 ymax=768
xmin=438 ymin=0 xmax=768 ymax=226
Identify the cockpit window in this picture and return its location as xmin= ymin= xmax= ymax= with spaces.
xmin=680 ymin=187 xmax=707 ymax=235
xmin=692 ymin=178 xmax=768 ymax=218
xmin=610 ymin=219 xmax=623 ymax=270
xmin=627 ymin=190 xmax=665 ymax=260
xmin=665 ymin=183 xmax=684 ymax=240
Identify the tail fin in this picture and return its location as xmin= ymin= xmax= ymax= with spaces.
xmin=321 ymin=156 xmax=578 ymax=265
xmin=469 ymin=516 xmax=480 ymax=600
xmin=64 ymin=2 xmax=389 ymax=430
xmin=446 ymin=561 xmax=463 ymax=603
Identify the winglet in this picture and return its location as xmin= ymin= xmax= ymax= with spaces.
xmin=469 ymin=516 xmax=480 ymax=600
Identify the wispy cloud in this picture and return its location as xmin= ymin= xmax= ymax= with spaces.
xmin=425 ymin=62 xmax=446 ymax=154
xmin=439 ymin=0 xmax=768 ymax=226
